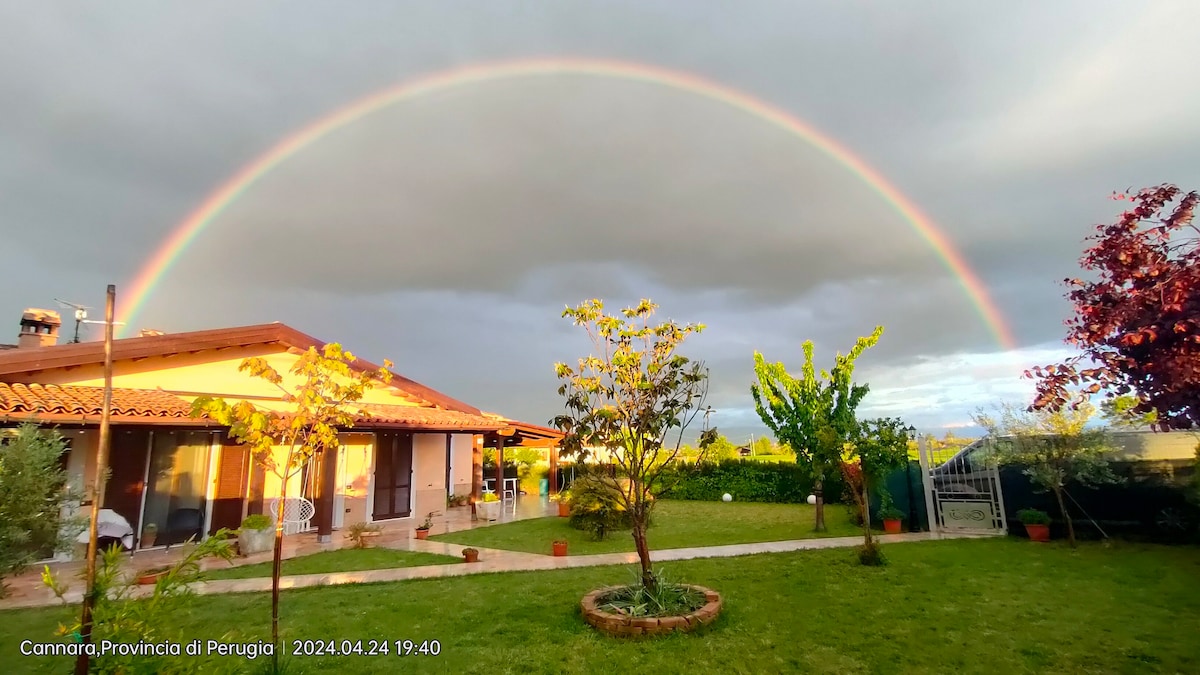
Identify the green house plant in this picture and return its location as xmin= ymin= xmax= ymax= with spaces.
xmin=1017 ymin=508 xmax=1052 ymax=542
xmin=477 ymin=492 xmax=502 ymax=521
xmin=238 ymin=514 xmax=274 ymax=555
xmin=878 ymin=505 xmax=906 ymax=534
xmin=140 ymin=522 xmax=158 ymax=548
xmin=415 ymin=511 xmax=439 ymax=539
xmin=346 ymin=521 xmax=382 ymax=548
xmin=462 ymin=547 xmax=479 ymax=563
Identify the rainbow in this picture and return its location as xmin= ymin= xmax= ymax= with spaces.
xmin=117 ymin=57 xmax=1016 ymax=349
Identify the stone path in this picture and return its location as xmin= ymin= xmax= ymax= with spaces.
xmin=1 ymin=531 xmax=997 ymax=610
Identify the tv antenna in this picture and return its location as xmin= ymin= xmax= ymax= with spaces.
xmin=54 ymin=298 xmax=125 ymax=343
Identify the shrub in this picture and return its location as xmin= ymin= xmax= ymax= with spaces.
xmin=596 ymin=567 xmax=706 ymax=618
xmin=1018 ymin=508 xmax=1052 ymax=525
xmin=240 ymin=514 xmax=272 ymax=531
xmin=0 ymin=425 xmax=80 ymax=596
xmin=345 ymin=521 xmax=381 ymax=548
xmin=567 ymin=475 xmax=632 ymax=540
xmin=857 ymin=541 xmax=887 ymax=566
xmin=657 ymin=459 xmax=847 ymax=505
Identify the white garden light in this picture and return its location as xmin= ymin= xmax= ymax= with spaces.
xmin=807 ymin=494 xmax=817 ymax=505
xmin=722 ymin=493 xmax=733 ymax=502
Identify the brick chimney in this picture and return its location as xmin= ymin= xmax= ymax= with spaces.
xmin=18 ymin=308 xmax=61 ymax=348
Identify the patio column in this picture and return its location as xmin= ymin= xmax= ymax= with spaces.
xmin=549 ymin=444 xmax=558 ymax=496
xmin=495 ymin=436 xmax=505 ymax=498
xmin=471 ymin=435 xmax=483 ymax=519
xmin=314 ymin=441 xmax=338 ymax=543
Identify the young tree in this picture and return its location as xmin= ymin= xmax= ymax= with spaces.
xmin=752 ymin=326 xmax=883 ymax=531
xmin=973 ymin=402 xmax=1122 ymax=547
xmin=551 ymin=299 xmax=715 ymax=591
xmin=840 ymin=417 xmax=912 ymax=554
xmin=1100 ymin=394 xmax=1159 ymax=429
xmin=190 ymin=344 xmax=390 ymax=655
xmin=1029 ymin=185 xmax=1200 ymax=430
xmin=0 ymin=425 xmax=79 ymax=596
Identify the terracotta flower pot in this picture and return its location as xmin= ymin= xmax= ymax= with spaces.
xmin=552 ymin=541 xmax=568 ymax=557
xmin=557 ymin=502 xmax=571 ymax=518
xmin=883 ymin=519 xmax=902 ymax=534
xmin=1024 ymin=523 xmax=1050 ymax=542
xmin=463 ymin=549 xmax=480 ymax=563
xmin=415 ymin=528 xmax=430 ymax=540
xmin=136 ymin=570 xmax=167 ymax=586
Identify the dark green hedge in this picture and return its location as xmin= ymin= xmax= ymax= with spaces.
xmin=656 ymin=459 xmax=848 ymax=505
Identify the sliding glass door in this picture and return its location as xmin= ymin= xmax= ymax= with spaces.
xmin=141 ymin=430 xmax=212 ymax=546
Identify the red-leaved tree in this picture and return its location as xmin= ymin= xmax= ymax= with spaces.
xmin=1028 ymin=184 xmax=1200 ymax=430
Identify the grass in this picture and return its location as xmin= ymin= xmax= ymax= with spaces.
xmin=204 ymin=548 xmax=462 ymax=580
xmin=2 ymin=538 xmax=1199 ymax=673
xmin=430 ymin=500 xmax=861 ymax=555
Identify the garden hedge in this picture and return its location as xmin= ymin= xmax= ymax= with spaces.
xmin=655 ymin=459 xmax=848 ymax=505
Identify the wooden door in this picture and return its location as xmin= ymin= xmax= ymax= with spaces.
xmin=208 ymin=438 xmax=249 ymax=534
xmin=372 ymin=432 xmax=413 ymax=520
xmin=102 ymin=429 xmax=151 ymax=537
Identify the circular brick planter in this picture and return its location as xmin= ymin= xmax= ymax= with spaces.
xmin=580 ymin=584 xmax=722 ymax=637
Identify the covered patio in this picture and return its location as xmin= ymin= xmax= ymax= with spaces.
xmin=473 ymin=418 xmax=564 ymax=514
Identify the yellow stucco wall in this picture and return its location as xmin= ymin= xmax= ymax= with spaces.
xmin=449 ymin=433 xmax=474 ymax=498
xmin=338 ymin=432 xmax=374 ymax=527
xmin=14 ymin=345 xmax=424 ymax=408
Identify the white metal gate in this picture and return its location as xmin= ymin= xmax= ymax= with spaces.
xmin=918 ymin=436 xmax=1008 ymax=535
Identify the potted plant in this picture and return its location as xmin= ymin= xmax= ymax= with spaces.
xmin=237 ymin=514 xmax=274 ymax=556
xmin=1018 ymin=508 xmax=1052 ymax=542
xmin=477 ymin=492 xmax=502 ymax=521
xmin=552 ymin=539 xmax=568 ymax=557
xmin=555 ymin=490 xmax=571 ymax=518
xmin=878 ymin=505 xmax=905 ymax=534
xmin=135 ymin=566 xmax=170 ymax=585
xmin=462 ymin=547 xmax=480 ymax=563
xmin=414 ymin=511 xmax=439 ymax=540
xmin=346 ymin=521 xmax=382 ymax=548
xmin=140 ymin=523 xmax=158 ymax=548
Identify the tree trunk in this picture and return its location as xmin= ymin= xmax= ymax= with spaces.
xmin=271 ymin=462 xmax=290 ymax=670
xmin=1054 ymin=486 xmax=1076 ymax=548
xmin=813 ymin=478 xmax=827 ymax=532
xmin=631 ymin=513 xmax=654 ymax=591
xmin=860 ymin=484 xmax=873 ymax=547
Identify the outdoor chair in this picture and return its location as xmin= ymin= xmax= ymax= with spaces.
xmin=268 ymin=497 xmax=315 ymax=535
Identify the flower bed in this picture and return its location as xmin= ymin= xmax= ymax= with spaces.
xmin=580 ymin=584 xmax=722 ymax=637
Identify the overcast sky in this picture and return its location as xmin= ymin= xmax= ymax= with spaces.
xmin=3 ymin=1 xmax=1199 ymax=441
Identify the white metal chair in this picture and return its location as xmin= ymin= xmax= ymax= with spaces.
xmin=268 ymin=497 xmax=315 ymax=536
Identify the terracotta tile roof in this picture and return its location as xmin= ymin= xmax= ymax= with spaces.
xmin=0 ymin=383 xmax=194 ymax=418
xmin=0 ymin=344 xmax=16 ymax=350
xmin=0 ymin=322 xmax=483 ymax=415
xmin=353 ymin=403 xmax=504 ymax=431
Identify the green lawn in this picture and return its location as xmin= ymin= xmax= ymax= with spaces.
xmin=430 ymin=500 xmax=860 ymax=555
xmin=3 ymin=539 xmax=1199 ymax=673
xmin=204 ymin=548 xmax=462 ymax=580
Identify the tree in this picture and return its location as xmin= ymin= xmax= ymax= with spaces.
xmin=1029 ymin=185 xmax=1200 ymax=430
xmin=973 ymin=402 xmax=1122 ymax=547
xmin=840 ymin=417 xmax=912 ymax=557
xmin=0 ymin=425 xmax=79 ymax=596
xmin=752 ymin=326 xmax=883 ymax=531
xmin=752 ymin=436 xmax=779 ymax=457
xmin=190 ymin=344 xmax=391 ymax=658
xmin=1100 ymin=394 xmax=1159 ymax=429
xmin=706 ymin=434 xmax=738 ymax=461
xmin=551 ymin=299 xmax=715 ymax=591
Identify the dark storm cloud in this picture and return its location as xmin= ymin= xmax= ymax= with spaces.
xmin=1 ymin=0 xmax=1197 ymax=434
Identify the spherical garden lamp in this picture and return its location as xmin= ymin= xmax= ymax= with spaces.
xmin=806 ymin=494 xmax=817 ymax=505
xmin=722 ymin=493 xmax=733 ymax=502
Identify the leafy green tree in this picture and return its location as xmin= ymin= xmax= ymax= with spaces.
xmin=973 ymin=402 xmax=1122 ymax=547
xmin=752 ymin=436 xmax=779 ymax=457
xmin=705 ymin=434 xmax=738 ymax=461
xmin=0 ymin=424 xmax=79 ymax=596
xmin=752 ymin=326 xmax=883 ymax=531
xmin=841 ymin=417 xmax=912 ymax=557
xmin=191 ymin=344 xmax=391 ymax=658
xmin=551 ymin=299 xmax=716 ymax=591
xmin=1100 ymin=394 xmax=1159 ymax=429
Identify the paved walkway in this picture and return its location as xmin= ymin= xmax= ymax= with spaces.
xmin=1 ymin=530 xmax=997 ymax=610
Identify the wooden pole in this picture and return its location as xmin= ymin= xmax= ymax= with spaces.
xmin=76 ymin=284 xmax=115 ymax=675
xmin=495 ymin=437 xmax=505 ymax=499
xmin=548 ymin=443 xmax=559 ymax=497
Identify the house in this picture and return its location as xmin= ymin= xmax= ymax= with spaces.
xmin=0 ymin=309 xmax=561 ymax=554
